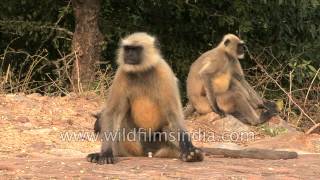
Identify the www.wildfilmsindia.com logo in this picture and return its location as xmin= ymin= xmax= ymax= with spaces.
xmin=59 ymin=128 xmax=256 ymax=143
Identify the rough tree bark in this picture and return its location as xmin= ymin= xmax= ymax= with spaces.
xmin=71 ymin=0 xmax=103 ymax=92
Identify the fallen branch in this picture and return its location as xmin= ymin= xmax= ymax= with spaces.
xmin=306 ymin=123 xmax=320 ymax=135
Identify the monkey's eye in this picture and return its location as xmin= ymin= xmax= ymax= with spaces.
xmin=123 ymin=45 xmax=143 ymax=51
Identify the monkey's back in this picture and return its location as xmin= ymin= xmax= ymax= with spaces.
xmin=186 ymin=49 xmax=217 ymax=99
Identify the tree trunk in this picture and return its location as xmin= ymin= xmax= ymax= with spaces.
xmin=71 ymin=0 xmax=103 ymax=92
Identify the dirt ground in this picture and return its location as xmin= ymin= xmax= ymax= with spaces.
xmin=0 ymin=93 xmax=319 ymax=179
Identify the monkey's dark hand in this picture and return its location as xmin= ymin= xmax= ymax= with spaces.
xmin=180 ymin=147 xmax=204 ymax=162
xmin=179 ymin=133 xmax=204 ymax=162
xmin=263 ymin=100 xmax=279 ymax=113
xmin=87 ymin=149 xmax=115 ymax=164
xmin=257 ymin=104 xmax=266 ymax=109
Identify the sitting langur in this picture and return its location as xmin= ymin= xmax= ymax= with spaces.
xmin=93 ymin=112 xmax=297 ymax=160
xmin=186 ymin=34 xmax=278 ymax=125
xmin=87 ymin=32 xmax=204 ymax=164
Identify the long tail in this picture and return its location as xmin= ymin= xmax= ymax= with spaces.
xmin=91 ymin=112 xmax=101 ymax=134
xmin=203 ymin=147 xmax=298 ymax=160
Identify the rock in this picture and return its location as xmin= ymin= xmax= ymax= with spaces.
xmin=68 ymin=92 xmax=78 ymax=97
xmin=15 ymin=116 xmax=30 ymax=123
xmin=211 ymin=115 xmax=251 ymax=134
xmin=197 ymin=112 xmax=220 ymax=122
xmin=28 ymin=93 xmax=42 ymax=97
xmin=6 ymin=93 xmax=27 ymax=101
xmin=266 ymin=116 xmax=297 ymax=133
xmin=5 ymin=94 xmax=17 ymax=98
xmin=187 ymin=113 xmax=254 ymax=143
xmin=247 ymin=132 xmax=320 ymax=154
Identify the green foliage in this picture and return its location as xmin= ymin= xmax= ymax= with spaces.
xmin=258 ymin=124 xmax=288 ymax=137
xmin=0 ymin=0 xmax=74 ymax=94
xmin=288 ymin=59 xmax=319 ymax=84
xmin=0 ymin=0 xmax=319 ymax=99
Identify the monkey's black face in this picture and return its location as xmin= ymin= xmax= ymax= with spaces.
xmin=237 ymin=42 xmax=245 ymax=59
xmin=237 ymin=42 xmax=245 ymax=55
xmin=123 ymin=45 xmax=143 ymax=65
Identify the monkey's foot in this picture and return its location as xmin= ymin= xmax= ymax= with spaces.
xmin=219 ymin=113 xmax=226 ymax=118
xmin=180 ymin=147 xmax=204 ymax=162
xmin=87 ymin=151 xmax=115 ymax=164
xmin=216 ymin=111 xmax=226 ymax=118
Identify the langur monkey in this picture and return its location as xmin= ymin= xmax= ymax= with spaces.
xmin=186 ymin=34 xmax=278 ymax=125
xmin=87 ymin=32 xmax=204 ymax=164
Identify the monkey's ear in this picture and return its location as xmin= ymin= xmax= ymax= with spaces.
xmin=154 ymin=39 xmax=161 ymax=50
xmin=224 ymin=39 xmax=231 ymax=47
